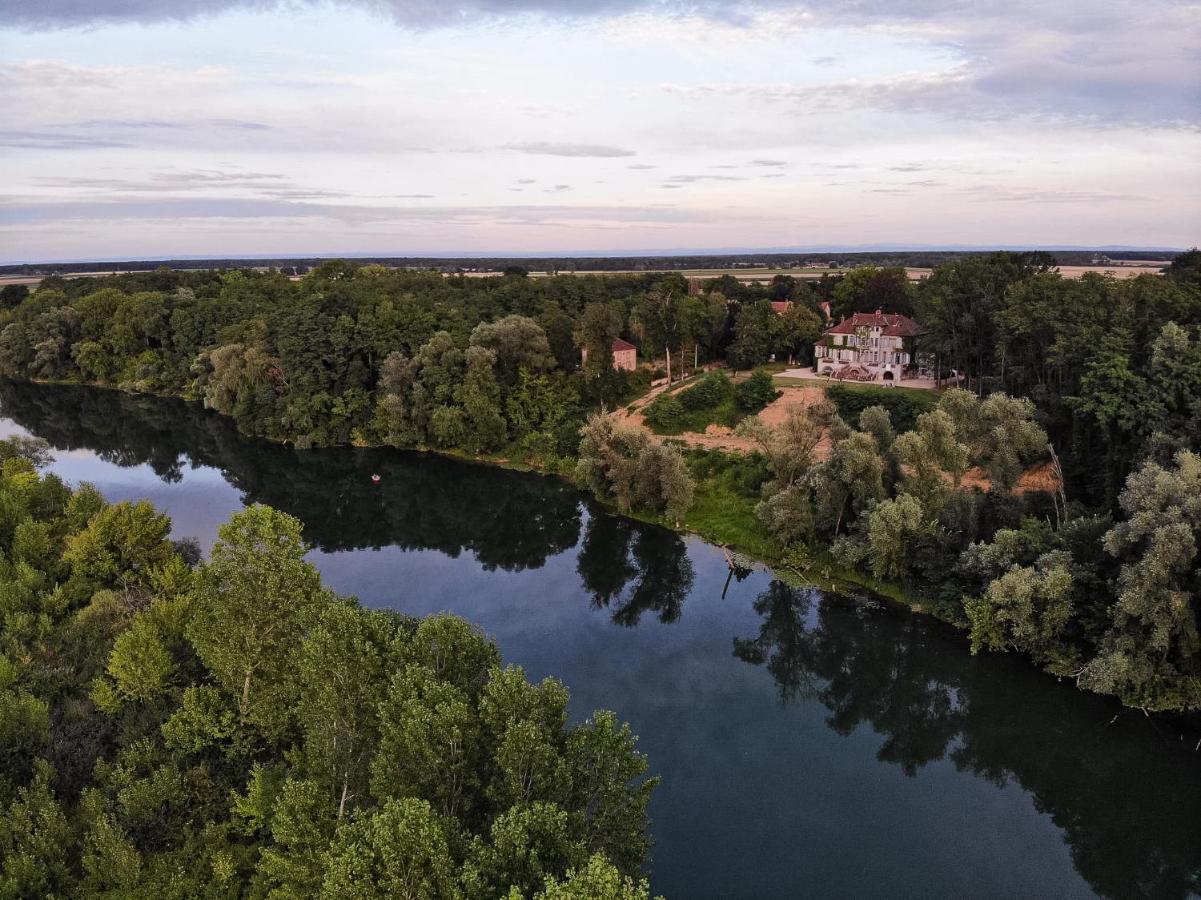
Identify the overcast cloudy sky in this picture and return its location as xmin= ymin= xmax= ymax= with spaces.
xmin=1 ymin=0 xmax=1198 ymax=261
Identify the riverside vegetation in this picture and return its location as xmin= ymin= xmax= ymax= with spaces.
xmin=0 ymin=435 xmax=657 ymax=898
xmin=0 ymin=252 xmax=1199 ymax=714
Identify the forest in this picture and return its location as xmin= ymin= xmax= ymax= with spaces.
xmin=0 ymin=251 xmax=1198 ymax=713
xmin=0 ymin=436 xmax=657 ymax=898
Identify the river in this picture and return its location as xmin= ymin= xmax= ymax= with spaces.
xmin=1 ymin=379 xmax=1198 ymax=899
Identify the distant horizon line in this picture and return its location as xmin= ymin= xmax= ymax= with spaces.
xmin=1 ymin=243 xmax=1190 ymax=267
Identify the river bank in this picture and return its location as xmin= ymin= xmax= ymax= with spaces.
xmin=9 ymin=376 xmax=972 ymax=626
xmin=7 ymin=376 xmax=1192 ymax=723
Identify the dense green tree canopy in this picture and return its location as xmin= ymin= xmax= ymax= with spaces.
xmin=0 ymin=453 xmax=658 ymax=897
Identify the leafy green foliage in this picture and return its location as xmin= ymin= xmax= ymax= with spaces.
xmin=0 ymin=461 xmax=658 ymax=895
xmin=679 ymin=371 xmax=732 ymax=411
xmin=825 ymin=383 xmax=936 ymax=434
xmin=641 ymin=393 xmax=685 ymax=433
xmin=830 ymin=265 xmax=915 ymax=319
xmin=742 ymin=374 xmax=1200 ymax=711
xmin=576 ymin=414 xmax=695 ymax=522
xmin=1080 ymin=451 xmax=1201 ymax=710
xmin=727 ymin=301 xmax=778 ymax=370
xmin=734 ymin=369 xmax=777 ymax=412
xmin=642 ymin=371 xmax=746 ymax=436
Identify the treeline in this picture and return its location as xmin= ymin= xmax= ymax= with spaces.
xmin=736 ymin=386 xmax=1200 ymax=712
xmin=0 ymin=436 xmax=656 ymax=898
xmin=0 ymin=261 xmax=827 ymax=465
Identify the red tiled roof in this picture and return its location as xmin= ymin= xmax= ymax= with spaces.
xmin=824 ymin=309 xmax=920 ymax=337
xmin=770 ymin=301 xmax=794 ymax=314
xmin=612 ymin=338 xmax=637 ymax=352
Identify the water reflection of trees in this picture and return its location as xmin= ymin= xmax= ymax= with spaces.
xmin=576 ymin=514 xmax=694 ymax=626
xmin=0 ymin=380 xmax=583 ymax=569
xmin=734 ymin=580 xmax=1201 ymax=899
xmin=1 ymin=379 xmax=701 ymax=613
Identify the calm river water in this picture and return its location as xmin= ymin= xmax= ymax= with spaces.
xmin=1 ymin=380 xmax=1198 ymax=899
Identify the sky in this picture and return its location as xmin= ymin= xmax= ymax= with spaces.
xmin=1 ymin=0 xmax=1198 ymax=262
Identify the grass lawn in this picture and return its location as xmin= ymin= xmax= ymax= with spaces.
xmin=674 ymin=450 xmax=780 ymax=559
xmin=682 ymin=475 xmax=778 ymax=560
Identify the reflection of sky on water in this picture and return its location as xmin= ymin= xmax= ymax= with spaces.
xmin=5 ymin=387 xmax=1196 ymax=900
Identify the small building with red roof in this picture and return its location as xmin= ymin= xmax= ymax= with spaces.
xmin=814 ymin=309 xmax=921 ymax=382
xmin=581 ymin=338 xmax=638 ymax=372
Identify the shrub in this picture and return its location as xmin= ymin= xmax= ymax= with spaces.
xmin=642 ymin=393 xmax=685 ymax=432
xmin=735 ymin=369 xmax=777 ymax=412
xmin=679 ymin=371 xmax=732 ymax=411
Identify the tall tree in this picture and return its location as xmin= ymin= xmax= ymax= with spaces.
xmin=187 ymin=505 xmax=327 ymax=737
xmin=1081 ymin=451 xmax=1201 ymax=711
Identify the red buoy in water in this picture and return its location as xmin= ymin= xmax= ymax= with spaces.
xmin=371 ymin=474 xmax=381 ymax=484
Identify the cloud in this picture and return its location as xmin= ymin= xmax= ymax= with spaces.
xmin=0 ymin=195 xmax=745 ymax=230
xmin=5 ymin=1 xmax=1195 ymax=128
xmin=63 ymin=117 xmax=272 ymax=131
xmin=749 ymin=159 xmax=787 ymax=167
xmin=656 ymin=2 xmax=1201 ymax=126
xmin=545 ymin=184 xmax=573 ymax=193
xmin=957 ymin=185 xmax=1150 ymax=204
xmin=626 ymin=163 xmax=657 ymax=170
xmin=665 ymin=174 xmax=744 ymax=183
xmin=27 ymin=169 xmax=363 ymax=203
xmin=32 ymin=169 xmax=290 ymax=192
xmin=0 ymin=130 xmax=130 ymax=150
xmin=515 ymin=179 xmax=536 ymax=184
xmin=502 ymin=141 xmax=636 ymax=157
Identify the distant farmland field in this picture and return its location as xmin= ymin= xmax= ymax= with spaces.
xmin=0 ymin=262 xmax=1167 ymax=290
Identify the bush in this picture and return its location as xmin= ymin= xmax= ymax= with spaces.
xmin=735 ymin=369 xmax=777 ymax=412
xmin=643 ymin=393 xmax=685 ymax=431
xmin=826 ymin=384 xmax=936 ymax=433
xmin=679 ymin=371 xmax=732 ymax=411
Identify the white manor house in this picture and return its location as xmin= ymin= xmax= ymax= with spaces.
xmin=814 ymin=309 xmax=922 ymax=382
